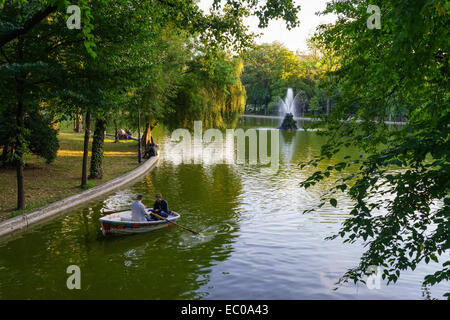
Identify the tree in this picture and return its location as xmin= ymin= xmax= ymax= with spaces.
xmin=0 ymin=110 xmax=59 ymax=166
xmin=0 ymin=0 xmax=301 ymax=55
xmin=307 ymin=36 xmax=340 ymax=115
xmin=135 ymin=29 xmax=192 ymax=152
xmin=241 ymin=42 xmax=324 ymax=115
xmin=0 ymin=1 xmax=70 ymax=209
xmin=301 ymin=0 xmax=449 ymax=298
xmin=241 ymin=43 xmax=275 ymax=114
xmin=166 ymin=52 xmax=247 ymax=130
xmin=0 ymin=0 xmax=99 ymax=55
xmin=77 ymin=0 xmax=302 ymax=179
xmin=0 ymin=0 xmax=302 ymax=207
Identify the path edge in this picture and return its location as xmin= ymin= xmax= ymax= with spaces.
xmin=0 ymin=156 xmax=159 ymax=238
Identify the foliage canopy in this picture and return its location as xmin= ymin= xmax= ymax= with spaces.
xmin=300 ymin=0 xmax=449 ymax=298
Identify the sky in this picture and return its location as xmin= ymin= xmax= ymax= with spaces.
xmin=198 ymin=0 xmax=337 ymax=53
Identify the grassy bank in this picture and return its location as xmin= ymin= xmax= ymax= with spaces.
xmin=0 ymin=128 xmax=140 ymax=221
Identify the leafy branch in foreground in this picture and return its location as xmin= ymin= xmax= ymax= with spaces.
xmin=301 ymin=120 xmax=449 ymax=295
xmin=300 ymin=0 xmax=449 ymax=298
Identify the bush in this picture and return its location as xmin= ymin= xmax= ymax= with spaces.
xmin=0 ymin=110 xmax=59 ymax=166
xmin=26 ymin=112 xmax=60 ymax=164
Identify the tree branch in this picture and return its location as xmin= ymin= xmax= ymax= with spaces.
xmin=0 ymin=47 xmax=11 ymax=63
xmin=150 ymin=121 xmax=159 ymax=130
xmin=0 ymin=6 xmax=58 ymax=49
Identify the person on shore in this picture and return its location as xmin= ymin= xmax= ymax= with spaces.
xmin=148 ymin=193 xmax=170 ymax=220
xmin=131 ymin=194 xmax=151 ymax=222
xmin=125 ymin=130 xmax=132 ymax=140
xmin=118 ymin=129 xmax=127 ymax=140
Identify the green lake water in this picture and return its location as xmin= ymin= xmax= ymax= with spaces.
xmin=0 ymin=117 xmax=447 ymax=299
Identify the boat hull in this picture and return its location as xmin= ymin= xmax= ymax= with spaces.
xmin=99 ymin=210 xmax=180 ymax=235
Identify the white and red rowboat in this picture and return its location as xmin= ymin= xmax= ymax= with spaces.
xmin=99 ymin=211 xmax=180 ymax=235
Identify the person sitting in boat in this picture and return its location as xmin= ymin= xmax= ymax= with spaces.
xmin=148 ymin=193 xmax=170 ymax=220
xmin=131 ymin=194 xmax=151 ymax=222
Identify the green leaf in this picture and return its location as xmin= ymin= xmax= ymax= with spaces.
xmin=330 ymin=198 xmax=337 ymax=207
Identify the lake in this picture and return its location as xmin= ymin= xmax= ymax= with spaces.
xmin=0 ymin=117 xmax=446 ymax=299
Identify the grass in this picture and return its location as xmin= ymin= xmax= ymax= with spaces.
xmin=0 ymin=128 xmax=140 ymax=221
xmin=81 ymin=181 xmax=97 ymax=190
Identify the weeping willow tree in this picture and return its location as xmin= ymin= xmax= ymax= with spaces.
xmin=198 ymin=58 xmax=246 ymax=129
xmin=167 ymin=54 xmax=246 ymax=130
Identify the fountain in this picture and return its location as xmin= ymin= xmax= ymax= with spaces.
xmin=278 ymin=88 xmax=299 ymax=130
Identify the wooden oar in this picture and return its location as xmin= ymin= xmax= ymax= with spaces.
xmin=102 ymin=209 xmax=128 ymax=215
xmin=149 ymin=211 xmax=201 ymax=236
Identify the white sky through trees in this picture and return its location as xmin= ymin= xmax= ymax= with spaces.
xmin=198 ymin=0 xmax=337 ymax=53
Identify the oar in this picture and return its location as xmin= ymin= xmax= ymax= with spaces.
xmin=149 ymin=211 xmax=201 ymax=236
xmin=102 ymin=209 xmax=127 ymax=214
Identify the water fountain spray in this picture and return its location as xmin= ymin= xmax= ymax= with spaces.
xmin=278 ymin=88 xmax=299 ymax=130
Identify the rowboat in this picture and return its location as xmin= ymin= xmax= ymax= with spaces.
xmin=99 ymin=211 xmax=180 ymax=235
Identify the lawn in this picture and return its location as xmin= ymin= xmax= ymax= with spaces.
xmin=0 ymin=129 xmax=140 ymax=221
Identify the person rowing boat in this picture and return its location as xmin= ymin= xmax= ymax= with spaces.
xmin=148 ymin=193 xmax=170 ymax=220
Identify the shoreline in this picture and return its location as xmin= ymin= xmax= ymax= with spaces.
xmin=242 ymin=114 xmax=407 ymax=125
xmin=0 ymin=155 xmax=159 ymax=238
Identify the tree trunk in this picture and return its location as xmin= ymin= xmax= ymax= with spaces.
xmin=89 ymin=117 xmax=106 ymax=179
xmin=264 ymin=95 xmax=270 ymax=115
xmin=141 ymin=122 xmax=152 ymax=148
xmin=15 ymin=99 xmax=25 ymax=210
xmin=141 ymin=121 xmax=158 ymax=159
xmin=326 ymin=97 xmax=331 ymax=115
xmin=74 ymin=108 xmax=83 ymax=133
xmin=141 ymin=122 xmax=151 ymax=159
xmin=50 ymin=111 xmax=59 ymax=130
xmin=81 ymin=111 xmax=91 ymax=187
xmin=114 ymin=119 xmax=119 ymax=143
xmin=15 ymin=37 xmax=25 ymax=210
xmin=137 ymin=110 xmax=142 ymax=163
xmin=16 ymin=159 xmax=25 ymax=210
